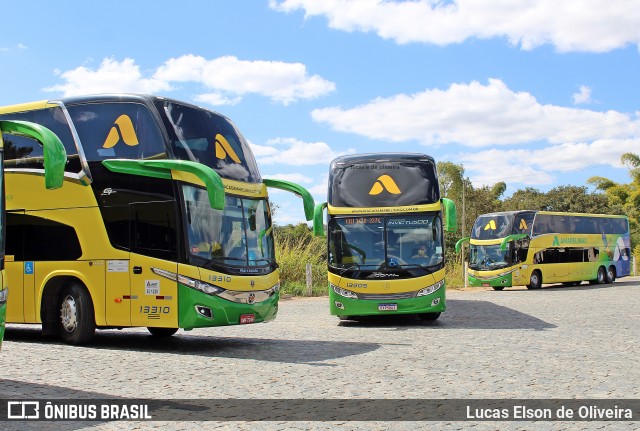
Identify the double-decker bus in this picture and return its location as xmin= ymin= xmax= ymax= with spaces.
xmin=456 ymin=210 xmax=631 ymax=290
xmin=0 ymin=120 xmax=66 ymax=349
xmin=0 ymin=94 xmax=314 ymax=344
xmin=313 ymin=153 xmax=457 ymax=320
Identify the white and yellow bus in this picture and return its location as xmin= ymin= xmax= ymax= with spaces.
xmin=0 ymin=94 xmax=314 ymax=344
xmin=0 ymin=120 xmax=66 ymax=349
xmin=456 ymin=210 xmax=631 ymax=290
xmin=314 ymin=153 xmax=457 ymax=320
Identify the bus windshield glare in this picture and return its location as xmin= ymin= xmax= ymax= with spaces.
xmin=183 ymin=185 xmax=275 ymax=268
xmin=329 ymin=214 xmax=443 ymax=271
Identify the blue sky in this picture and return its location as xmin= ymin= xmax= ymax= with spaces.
xmin=2 ymin=1 xmax=640 ymax=225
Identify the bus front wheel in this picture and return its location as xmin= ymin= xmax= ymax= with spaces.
xmin=527 ymin=270 xmax=542 ymax=289
xmin=492 ymin=286 xmax=505 ymax=291
xmin=147 ymin=327 xmax=179 ymax=337
xmin=58 ymin=284 xmax=96 ymax=345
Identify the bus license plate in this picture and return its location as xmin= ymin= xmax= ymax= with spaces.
xmin=483 ymin=283 xmax=490 ymax=287
xmin=240 ymin=314 xmax=255 ymax=324
xmin=378 ymin=303 xmax=397 ymax=311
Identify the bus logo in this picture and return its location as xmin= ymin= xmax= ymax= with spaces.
xmin=369 ymin=175 xmax=401 ymax=195
xmin=484 ymin=220 xmax=497 ymax=230
xmin=102 ymin=114 xmax=139 ymax=149
xmin=215 ymin=134 xmax=241 ymax=163
xmin=519 ymin=219 xmax=528 ymax=230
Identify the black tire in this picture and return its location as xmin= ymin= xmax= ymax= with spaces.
xmin=418 ymin=312 xmax=441 ymax=321
xmin=589 ymin=267 xmax=606 ymax=285
xmin=527 ymin=270 xmax=542 ymax=289
xmin=147 ymin=327 xmax=178 ymax=337
xmin=606 ymin=266 xmax=616 ymax=284
xmin=58 ymin=283 xmax=96 ymax=345
xmin=492 ymin=286 xmax=505 ymax=291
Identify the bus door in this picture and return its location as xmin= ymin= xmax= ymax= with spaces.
xmin=4 ymin=211 xmax=26 ymax=323
xmin=129 ymin=201 xmax=179 ymax=328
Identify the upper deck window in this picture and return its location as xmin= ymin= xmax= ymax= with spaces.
xmin=0 ymin=106 xmax=81 ymax=172
xmin=157 ymin=101 xmax=261 ymax=183
xmin=66 ymin=102 xmax=166 ymax=161
xmin=328 ymin=160 xmax=439 ymax=208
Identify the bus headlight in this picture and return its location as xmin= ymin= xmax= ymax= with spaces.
xmin=416 ymin=280 xmax=444 ymax=297
xmin=330 ymin=283 xmax=358 ymax=299
xmin=0 ymin=287 xmax=7 ymax=304
xmin=177 ymin=274 xmax=223 ymax=296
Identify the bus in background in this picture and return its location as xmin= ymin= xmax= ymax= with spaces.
xmin=456 ymin=210 xmax=631 ymax=290
xmin=0 ymin=94 xmax=314 ymax=344
xmin=313 ymin=153 xmax=457 ymax=321
xmin=0 ymin=120 xmax=66 ymax=349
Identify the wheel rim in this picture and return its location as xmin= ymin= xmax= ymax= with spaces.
xmin=598 ymin=269 xmax=605 ymax=283
xmin=531 ymin=273 xmax=539 ymax=286
xmin=61 ymin=295 xmax=78 ymax=332
xmin=607 ymin=268 xmax=614 ymax=280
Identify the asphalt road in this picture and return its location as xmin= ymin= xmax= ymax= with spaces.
xmin=2 ymin=276 xmax=639 ymax=430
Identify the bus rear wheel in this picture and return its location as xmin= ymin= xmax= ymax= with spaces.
xmin=606 ymin=266 xmax=616 ymax=283
xmin=147 ymin=327 xmax=179 ymax=337
xmin=590 ymin=267 xmax=606 ymax=285
xmin=527 ymin=270 xmax=542 ymax=289
xmin=58 ymin=284 xmax=96 ymax=345
xmin=418 ymin=312 xmax=441 ymax=321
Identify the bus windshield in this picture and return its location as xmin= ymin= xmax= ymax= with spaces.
xmin=468 ymin=244 xmax=510 ymax=270
xmin=183 ymin=185 xmax=275 ymax=269
xmin=328 ymin=214 xmax=443 ymax=271
xmin=158 ymin=100 xmax=262 ymax=183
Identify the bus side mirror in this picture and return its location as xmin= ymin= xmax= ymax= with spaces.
xmin=441 ymin=198 xmax=457 ymax=233
xmin=313 ymin=202 xmax=327 ymax=237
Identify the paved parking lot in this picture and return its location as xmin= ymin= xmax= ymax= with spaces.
xmin=2 ymin=277 xmax=639 ymax=430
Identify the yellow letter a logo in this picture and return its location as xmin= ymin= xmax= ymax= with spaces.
xmin=214 ymin=134 xmax=241 ymax=163
xmin=369 ymin=175 xmax=401 ymax=195
xmin=484 ymin=220 xmax=497 ymax=230
xmin=102 ymin=115 xmax=139 ymax=149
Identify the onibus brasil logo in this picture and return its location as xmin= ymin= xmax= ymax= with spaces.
xmin=369 ymin=174 xmax=401 ymax=195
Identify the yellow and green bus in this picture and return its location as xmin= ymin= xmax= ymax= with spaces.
xmin=0 ymin=120 xmax=66 ymax=349
xmin=314 ymin=153 xmax=457 ymax=320
xmin=0 ymin=94 xmax=313 ymax=344
xmin=456 ymin=210 xmax=631 ymax=290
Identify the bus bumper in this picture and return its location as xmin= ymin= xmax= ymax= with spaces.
xmin=178 ymin=284 xmax=279 ymax=329
xmin=468 ymin=272 xmax=513 ymax=288
xmin=329 ymin=287 xmax=446 ymax=317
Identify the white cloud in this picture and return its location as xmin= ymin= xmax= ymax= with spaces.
xmin=457 ymin=138 xmax=640 ymax=187
xmin=44 ymin=58 xmax=171 ymax=96
xmin=270 ymin=0 xmax=640 ymax=52
xmin=573 ymin=85 xmax=592 ymax=105
xmin=254 ymin=137 xmax=355 ymax=165
xmin=45 ymin=55 xmax=335 ymax=105
xmin=263 ymin=172 xmax=314 ymax=183
xmin=312 ymin=78 xmax=640 ymax=147
xmin=155 ymin=54 xmax=335 ymax=105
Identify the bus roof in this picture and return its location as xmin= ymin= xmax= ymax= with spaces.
xmin=476 ymin=210 xmax=627 ymax=219
xmin=331 ymin=153 xmax=435 ymax=166
xmin=0 ymin=94 xmax=232 ymax=122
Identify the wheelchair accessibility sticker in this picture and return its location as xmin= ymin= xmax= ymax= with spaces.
xmin=25 ymin=261 xmax=34 ymax=275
